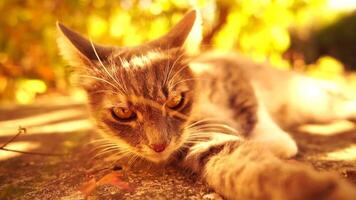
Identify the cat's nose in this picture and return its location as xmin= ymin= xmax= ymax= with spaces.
xmin=150 ymin=143 xmax=166 ymax=153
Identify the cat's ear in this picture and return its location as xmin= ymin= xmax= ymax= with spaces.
xmin=56 ymin=22 xmax=114 ymax=67
xmin=148 ymin=10 xmax=202 ymax=53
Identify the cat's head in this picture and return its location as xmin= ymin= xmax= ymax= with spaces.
xmin=57 ymin=11 xmax=199 ymax=163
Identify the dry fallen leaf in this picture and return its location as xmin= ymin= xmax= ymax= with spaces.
xmin=97 ymin=171 xmax=134 ymax=192
xmin=80 ymin=178 xmax=97 ymax=199
xmin=80 ymin=171 xmax=134 ymax=199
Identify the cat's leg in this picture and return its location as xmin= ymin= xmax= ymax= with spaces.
xmin=250 ymin=102 xmax=298 ymax=158
xmin=183 ymin=137 xmax=356 ymax=200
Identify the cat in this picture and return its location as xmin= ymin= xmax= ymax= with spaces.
xmin=57 ymin=10 xmax=356 ymax=200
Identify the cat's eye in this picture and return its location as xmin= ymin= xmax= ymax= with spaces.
xmin=111 ymin=107 xmax=136 ymax=121
xmin=166 ymin=93 xmax=184 ymax=109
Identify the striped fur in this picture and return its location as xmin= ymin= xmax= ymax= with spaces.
xmin=57 ymin=10 xmax=356 ymax=200
xmin=183 ymin=137 xmax=356 ymax=200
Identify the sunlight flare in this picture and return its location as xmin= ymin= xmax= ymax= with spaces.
xmin=0 ymin=141 xmax=40 ymax=160
xmin=298 ymin=120 xmax=355 ymax=135
xmin=323 ymin=145 xmax=356 ymax=161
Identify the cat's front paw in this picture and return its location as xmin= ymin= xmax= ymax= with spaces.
xmin=255 ymin=130 xmax=298 ymax=158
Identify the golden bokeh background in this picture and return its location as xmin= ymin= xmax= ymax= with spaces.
xmin=0 ymin=0 xmax=356 ymax=104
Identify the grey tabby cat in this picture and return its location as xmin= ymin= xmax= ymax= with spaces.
xmin=57 ymin=10 xmax=356 ymax=200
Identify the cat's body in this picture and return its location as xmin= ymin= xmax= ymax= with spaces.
xmin=190 ymin=52 xmax=296 ymax=158
xmin=193 ymin=51 xmax=356 ymax=126
xmin=57 ymin=10 xmax=356 ymax=200
xmin=190 ymin=51 xmax=356 ymax=158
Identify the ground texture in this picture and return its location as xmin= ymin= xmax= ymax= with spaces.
xmin=0 ymin=99 xmax=355 ymax=200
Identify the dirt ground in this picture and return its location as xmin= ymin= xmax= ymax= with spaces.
xmin=0 ymin=99 xmax=355 ymax=200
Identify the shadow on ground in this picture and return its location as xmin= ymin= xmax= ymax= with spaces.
xmin=0 ymin=100 xmax=355 ymax=199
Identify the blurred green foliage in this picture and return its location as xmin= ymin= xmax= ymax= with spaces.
xmin=0 ymin=0 xmax=350 ymax=104
xmin=289 ymin=11 xmax=356 ymax=70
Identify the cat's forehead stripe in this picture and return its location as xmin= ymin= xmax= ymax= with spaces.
xmin=121 ymin=51 xmax=163 ymax=69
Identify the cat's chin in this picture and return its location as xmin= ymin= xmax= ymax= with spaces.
xmin=141 ymin=148 xmax=178 ymax=163
xmin=144 ymin=153 xmax=172 ymax=163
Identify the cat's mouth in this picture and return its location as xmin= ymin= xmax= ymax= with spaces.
xmin=140 ymin=140 xmax=181 ymax=163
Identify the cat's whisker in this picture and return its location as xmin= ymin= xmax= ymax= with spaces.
xmin=93 ymin=148 xmax=131 ymax=160
xmin=185 ymin=135 xmax=213 ymax=141
xmin=164 ymin=53 xmax=186 ymax=86
xmin=169 ymin=77 xmax=209 ymax=90
xmin=189 ymin=127 xmax=238 ymax=135
xmin=87 ymin=142 xmax=119 ymax=152
xmin=127 ymin=153 xmax=139 ymax=166
xmin=88 ymin=89 xmax=122 ymax=96
xmin=113 ymin=56 xmax=130 ymax=93
xmin=93 ymin=150 xmax=115 ymax=159
xmin=184 ymin=118 xmax=226 ymax=129
xmin=98 ymin=145 xmax=124 ymax=152
xmin=167 ymin=64 xmax=191 ymax=88
xmin=110 ymin=61 xmax=128 ymax=93
xmin=109 ymin=156 xmax=127 ymax=167
xmin=131 ymin=154 xmax=141 ymax=166
xmin=186 ymin=132 xmax=215 ymax=137
xmin=93 ymin=142 xmax=118 ymax=147
xmin=89 ymin=146 xmax=115 ymax=154
xmin=86 ymin=138 xmax=111 ymax=144
xmin=187 ymin=123 xmax=239 ymax=133
xmin=91 ymin=143 xmax=120 ymax=149
xmin=90 ymin=39 xmax=127 ymax=94
xmin=187 ymin=126 xmax=235 ymax=133
xmin=185 ymin=137 xmax=211 ymax=142
xmin=168 ymin=57 xmax=193 ymax=82
xmin=184 ymin=129 xmax=237 ymax=141
xmin=92 ymin=141 xmax=130 ymax=154
xmin=184 ymin=141 xmax=208 ymax=145
xmin=162 ymin=49 xmax=171 ymax=86
xmin=185 ymin=136 xmax=213 ymax=142
xmin=87 ymin=139 xmax=119 ymax=146
xmin=185 ymin=129 xmax=217 ymax=135
xmin=94 ymin=147 xmax=122 ymax=156
xmin=107 ymin=149 xmax=130 ymax=157
xmin=109 ymin=151 xmax=132 ymax=162
xmin=188 ymin=130 xmax=236 ymax=136
xmin=78 ymin=74 xmax=122 ymax=92
xmin=90 ymin=144 xmax=120 ymax=152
